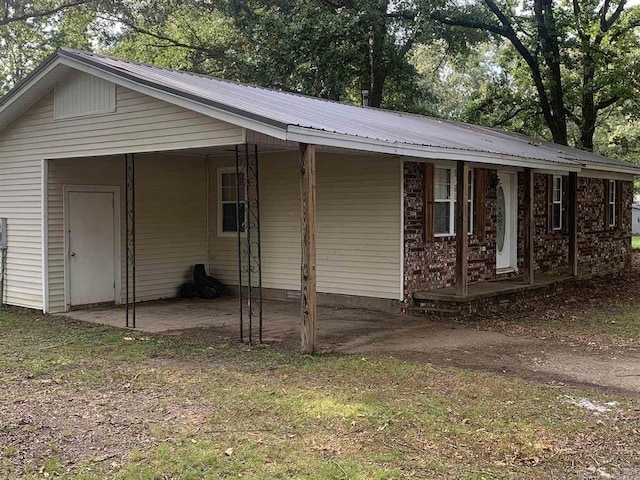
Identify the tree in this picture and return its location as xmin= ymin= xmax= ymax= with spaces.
xmin=0 ymin=0 xmax=86 ymax=27
xmin=0 ymin=1 xmax=99 ymax=93
xmin=433 ymin=0 xmax=640 ymax=150
xmin=103 ymin=0 xmax=460 ymax=110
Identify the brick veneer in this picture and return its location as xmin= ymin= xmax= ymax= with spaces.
xmin=403 ymin=161 xmax=633 ymax=301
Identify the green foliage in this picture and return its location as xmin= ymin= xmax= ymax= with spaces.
xmin=0 ymin=1 xmax=97 ymax=94
xmin=432 ymin=0 xmax=640 ymax=153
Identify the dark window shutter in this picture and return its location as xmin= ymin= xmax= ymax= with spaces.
xmin=423 ymin=163 xmax=434 ymax=242
xmin=474 ymin=168 xmax=486 ymax=241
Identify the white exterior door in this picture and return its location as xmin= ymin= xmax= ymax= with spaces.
xmin=67 ymin=190 xmax=117 ymax=306
xmin=496 ymin=171 xmax=517 ymax=272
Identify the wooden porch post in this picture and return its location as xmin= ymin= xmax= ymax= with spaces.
xmin=523 ymin=168 xmax=535 ymax=284
xmin=455 ymin=161 xmax=469 ymax=296
xmin=299 ymin=143 xmax=317 ymax=354
xmin=568 ymin=171 xmax=578 ymax=276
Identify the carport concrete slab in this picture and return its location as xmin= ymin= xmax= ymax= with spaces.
xmin=56 ymin=297 xmax=399 ymax=343
xmin=56 ymin=297 xmax=530 ymax=353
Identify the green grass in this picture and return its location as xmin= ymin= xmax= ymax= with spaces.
xmin=0 ymin=309 xmax=638 ymax=479
xmin=633 ymin=235 xmax=640 ymax=250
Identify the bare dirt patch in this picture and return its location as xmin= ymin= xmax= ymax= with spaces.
xmin=0 ymin=366 xmax=212 ymax=477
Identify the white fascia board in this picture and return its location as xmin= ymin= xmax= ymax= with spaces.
xmin=578 ymin=164 xmax=640 ymax=176
xmin=577 ymin=170 xmax=636 ymax=181
xmin=286 ymin=126 xmax=583 ymax=172
xmin=57 ymin=57 xmax=289 ymax=142
xmin=0 ymin=62 xmax=69 ymax=133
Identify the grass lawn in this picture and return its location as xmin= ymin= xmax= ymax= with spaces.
xmin=633 ymin=235 xmax=640 ymax=250
xmin=1 ymin=309 xmax=639 ymax=479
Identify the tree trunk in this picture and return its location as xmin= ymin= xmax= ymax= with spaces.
xmin=533 ymin=0 xmax=568 ymax=145
xmin=578 ymin=49 xmax=596 ymax=151
xmin=367 ymin=0 xmax=388 ymax=108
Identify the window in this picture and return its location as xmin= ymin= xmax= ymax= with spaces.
xmin=219 ymin=169 xmax=246 ymax=234
xmin=552 ymin=175 xmax=562 ymax=231
xmin=434 ymin=168 xmax=453 ymax=235
xmin=467 ymin=169 xmax=473 ymax=235
xmin=433 ymin=166 xmax=473 ymax=236
xmin=608 ymin=180 xmax=616 ymax=227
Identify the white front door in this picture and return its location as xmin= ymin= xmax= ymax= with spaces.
xmin=67 ymin=190 xmax=117 ymax=306
xmin=496 ymin=171 xmax=517 ymax=272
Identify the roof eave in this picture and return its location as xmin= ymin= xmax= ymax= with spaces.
xmin=286 ymin=126 xmax=583 ymax=172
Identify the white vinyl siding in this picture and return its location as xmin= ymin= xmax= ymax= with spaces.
xmin=47 ymin=155 xmax=207 ymax=312
xmin=54 ymin=72 xmax=116 ymax=119
xmin=0 ymin=74 xmax=242 ymax=311
xmin=207 ymin=152 xmax=402 ymax=300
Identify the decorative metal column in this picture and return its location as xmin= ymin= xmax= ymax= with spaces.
xmin=235 ymin=144 xmax=263 ymax=344
xmin=125 ymin=153 xmax=136 ymax=328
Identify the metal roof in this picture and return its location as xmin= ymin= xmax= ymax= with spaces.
xmin=1 ymin=48 xmax=639 ymax=174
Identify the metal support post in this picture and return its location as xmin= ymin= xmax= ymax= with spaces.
xmin=235 ymin=144 xmax=263 ymax=344
xmin=125 ymin=153 xmax=136 ymax=328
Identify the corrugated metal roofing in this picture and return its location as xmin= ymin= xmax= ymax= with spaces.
xmin=2 ymin=48 xmax=639 ymax=174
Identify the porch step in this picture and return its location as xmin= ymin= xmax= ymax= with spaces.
xmin=410 ymin=274 xmax=577 ymax=317
xmin=406 ymin=305 xmax=460 ymax=317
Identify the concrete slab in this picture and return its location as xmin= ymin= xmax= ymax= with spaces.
xmin=57 ymin=297 xmax=530 ymax=353
xmin=56 ymin=297 xmax=401 ymax=343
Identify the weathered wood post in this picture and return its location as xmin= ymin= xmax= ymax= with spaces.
xmin=299 ymin=143 xmax=317 ymax=354
xmin=455 ymin=161 xmax=469 ymax=296
xmin=523 ymin=168 xmax=535 ymax=284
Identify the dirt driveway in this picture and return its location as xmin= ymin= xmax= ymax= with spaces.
xmin=280 ymin=269 xmax=640 ymax=395
xmin=333 ymin=318 xmax=640 ymax=394
xmin=65 ymin=260 xmax=640 ymax=395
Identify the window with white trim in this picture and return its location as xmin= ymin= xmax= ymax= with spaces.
xmin=552 ymin=175 xmax=562 ymax=231
xmin=218 ymin=169 xmax=246 ymax=235
xmin=434 ymin=168 xmax=453 ymax=235
xmin=434 ymin=167 xmax=473 ymax=236
xmin=608 ymin=179 xmax=616 ymax=227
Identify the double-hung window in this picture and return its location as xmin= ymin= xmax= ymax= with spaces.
xmin=433 ymin=167 xmax=473 ymax=236
xmin=219 ymin=169 xmax=246 ymax=234
xmin=552 ymin=175 xmax=562 ymax=231
xmin=434 ymin=168 xmax=453 ymax=235
xmin=608 ymin=180 xmax=616 ymax=227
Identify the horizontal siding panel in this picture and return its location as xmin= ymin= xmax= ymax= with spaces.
xmin=1 ymin=70 xmax=247 ymax=311
xmin=47 ymin=154 xmax=208 ymax=312
xmin=208 ymin=152 xmax=401 ymax=300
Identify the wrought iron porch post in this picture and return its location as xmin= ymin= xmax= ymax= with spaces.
xmin=125 ymin=153 xmax=136 ymax=328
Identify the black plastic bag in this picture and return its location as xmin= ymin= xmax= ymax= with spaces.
xmin=193 ymin=264 xmax=227 ymax=298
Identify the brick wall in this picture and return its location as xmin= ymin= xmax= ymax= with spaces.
xmin=403 ymin=162 xmax=633 ymax=301
xmin=576 ymin=177 xmax=633 ymax=276
xmin=403 ymin=162 xmax=499 ymax=299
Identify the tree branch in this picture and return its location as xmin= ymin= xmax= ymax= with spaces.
xmin=102 ymin=15 xmax=226 ymax=58
xmin=595 ymin=95 xmax=620 ymax=111
xmin=0 ymin=1 xmax=87 ymax=27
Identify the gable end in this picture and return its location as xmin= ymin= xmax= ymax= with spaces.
xmin=54 ymin=72 xmax=116 ymax=120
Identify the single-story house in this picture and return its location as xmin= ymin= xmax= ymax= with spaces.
xmin=633 ymin=204 xmax=640 ymax=235
xmin=0 ymin=49 xmax=638 ymax=351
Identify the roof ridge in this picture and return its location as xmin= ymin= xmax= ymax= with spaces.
xmin=59 ymin=48 xmax=380 ymax=110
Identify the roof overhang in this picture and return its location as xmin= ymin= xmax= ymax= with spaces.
xmin=1 ymin=48 xmax=639 ymax=177
xmin=286 ymin=126 xmax=583 ymax=172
